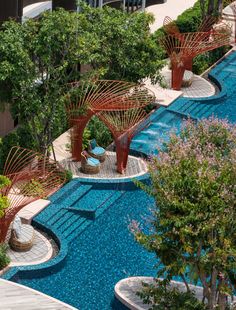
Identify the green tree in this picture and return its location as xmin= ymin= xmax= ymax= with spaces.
xmin=0 ymin=6 xmax=164 ymax=158
xmin=131 ymin=118 xmax=236 ymax=310
xmin=0 ymin=9 xmax=97 ymax=156
xmin=79 ymin=4 xmax=165 ymax=83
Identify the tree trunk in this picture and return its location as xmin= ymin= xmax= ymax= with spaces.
xmin=199 ymin=0 xmax=206 ymax=19
xmin=207 ymin=0 xmax=215 ymax=16
xmin=216 ymin=0 xmax=223 ymax=16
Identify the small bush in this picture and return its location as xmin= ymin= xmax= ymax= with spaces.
xmin=87 ymin=116 xmax=113 ymax=148
xmin=20 ymin=179 xmax=44 ymax=197
xmin=0 ymin=243 xmax=10 ymax=270
xmin=64 ymin=169 xmax=73 ymax=183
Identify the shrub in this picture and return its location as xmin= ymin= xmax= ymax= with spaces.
xmin=20 ymin=179 xmax=44 ymax=197
xmin=0 ymin=175 xmax=11 ymax=218
xmin=87 ymin=116 xmax=113 ymax=148
xmin=0 ymin=243 xmax=10 ymax=270
xmin=137 ymin=279 xmax=207 ymax=310
xmin=0 ymin=125 xmax=36 ymax=173
xmin=64 ymin=169 xmax=73 ymax=183
xmin=131 ymin=117 xmax=236 ymax=310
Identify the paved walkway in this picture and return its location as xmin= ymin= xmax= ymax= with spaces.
xmin=146 ymin=0 xmax=198 ymax=33
xmin=7 ymin=230 xmax=54 ymax=267
xmin=0 ymin=279 xmax=77 ymax=310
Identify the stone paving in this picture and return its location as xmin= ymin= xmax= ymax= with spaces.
xmin=0 ymin=279 xmax=77 ymax=310
xmin=60 ymin=151 xmax=148 ymax=179
xmin=161 ymin=69 xmax=216 ymax=98
xmin=7 ymin=230 xmax=54 ymax=267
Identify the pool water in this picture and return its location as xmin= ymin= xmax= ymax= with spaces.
xmin=8 ymin=51 xmax=236 ymax=309
xmin=20 ymin=187 xmax=157 ymax=310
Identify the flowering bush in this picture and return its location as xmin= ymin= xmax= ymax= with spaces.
xmin=131 ymin=117 xmax=236 ymax=309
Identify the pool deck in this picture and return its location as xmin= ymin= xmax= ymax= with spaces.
xmin=52 ymin=131 xmax=148 ymax=179
xmin=7 ymin=229 xmax=54 ymax=267
xmin=161 ymin=69 xmax=216 ymax=98
xmin=0 ymin=278 xmax=77 ymax=310
xmin=60 ymin=151 xmax=148 ymax=179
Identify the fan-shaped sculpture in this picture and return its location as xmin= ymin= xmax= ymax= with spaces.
xmin=160 ymin=16 xmax=231 ymax=90
xmin=98 ymin=108 xmax=148 ymax=174
xmin=65 ymin=80 xmax=155 ymax=165
xmin=0 ymin=147 xmax=66 ymax=243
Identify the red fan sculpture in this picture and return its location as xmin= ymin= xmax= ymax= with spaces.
xmin=0 ymin=147 xmax=66 ymax=243
xmin=65 ymin=80 xmax=155 ymax=170
xmin=160 ymin=16 xmax=231 ymax=90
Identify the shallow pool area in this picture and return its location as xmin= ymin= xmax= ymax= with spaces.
xmin=14 ymin=183 xmax=157 ymax=310
xmin=3 ymin=51 xmax=236 ymax=309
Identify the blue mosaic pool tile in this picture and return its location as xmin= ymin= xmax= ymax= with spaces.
xmin=3 ymin=50 xmax=236 ymax=310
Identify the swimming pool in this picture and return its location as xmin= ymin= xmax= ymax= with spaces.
xmin=4 ymin=51 xmax=236 ymax=309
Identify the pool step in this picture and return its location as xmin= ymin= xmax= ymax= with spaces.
xmin=35 ymin=203 xmax=62 ymax=223
xmin=49 ymin=180 xmax=79 ymax=203
xmin=65 ymin=190 xmax=124 ymax=243
xmin=63 ymin=216 xmax=87 ymax=239
xmin=168 ymin=99 xmax=224 ymax=120
xmin=53 ymin=211 xmax=76 ymax=229
xmin=59 ymin=185 xmax=92 ymax=208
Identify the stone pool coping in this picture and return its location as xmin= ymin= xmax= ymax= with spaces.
xmin=1 ymin=173 xmax=149 ymax=281
xmin=114 ymin=277 xmax=204 ymax=310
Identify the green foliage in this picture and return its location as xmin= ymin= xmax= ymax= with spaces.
xmin=0 ymin=125 xmax=36 ymax=172
xmin=0 ymin=131 xmax=19 ymax=172
xmin=20 ymin=179 xmax=44 ymax=197
xmin=82 ymin=128 xmax=91 ymax=149
xmin=0 ymin=175 xmax=11 ymax=218
xmin=79 ymin=4 xmax=165 ymax=83
xmin=132 ymin=118 xmax=236 ymax=309
xmin=87 ymin=116 xmax=112 ymax=148
xmin=0 ymin=243 xmax=10 ymax=270
xmin=0 ymin=9 xmax=93 ymax=154
xmin=64 ymin=169 xmax=73 ymax=183
xmin=137 ymin=279 xmax=206 ymax=310
xmin=176 ymin=1 xmax=202 ymax=33
xmin=193 ymin=46 xmax=231 ymax=75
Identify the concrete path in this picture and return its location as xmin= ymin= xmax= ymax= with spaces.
xmin=146 ymin=0 xmax=198 ymax=33
xmin=0 ymin=279 xmax=77 ymax=310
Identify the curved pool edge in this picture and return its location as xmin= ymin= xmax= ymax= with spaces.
xmin=2 ymin=222 xmax=69 ymax=281
xmin=1 ymin=173 xmax=150 ymax=282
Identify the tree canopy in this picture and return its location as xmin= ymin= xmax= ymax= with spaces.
xmin=131 ymin=118 xmax=236 ymax=309
xmin=0 ymin=6 xmax=164 ymax=158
